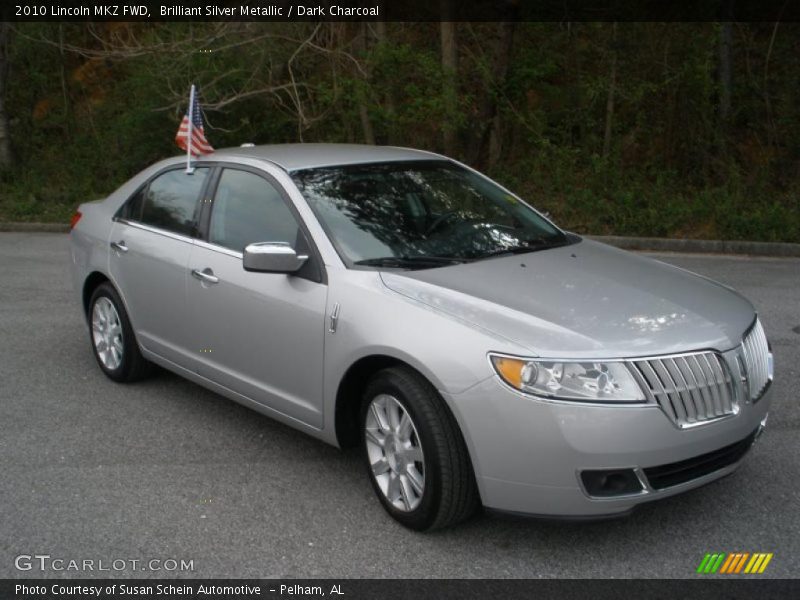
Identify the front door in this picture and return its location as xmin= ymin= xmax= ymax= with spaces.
xmin=186 ymin=167 xmax=327 ymax=428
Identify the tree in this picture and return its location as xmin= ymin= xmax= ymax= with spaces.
xmin=353 ymin=22 xmax=375 ymax=145
xmin=440 ymin=0 xmax=458 ymax=155
xmin=0 ymin=22 xmax=12 ymax=167
xmin=718 ymin=22 xmax=732 ymax=125
xmin=467 ymin=18 xmax=517 ymax=167
xmin=602 ymin=22 xmax=618 ymax=159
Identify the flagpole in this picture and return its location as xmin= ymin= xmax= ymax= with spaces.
xmin=185 ymin=84 xmax=195 ymax=174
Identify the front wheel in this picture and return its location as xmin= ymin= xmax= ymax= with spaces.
xmin=361 ymin=367 xmax=479 ymax=530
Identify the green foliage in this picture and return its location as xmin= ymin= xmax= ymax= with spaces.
xmin=1 ymin=22 xmax=799 ymax=243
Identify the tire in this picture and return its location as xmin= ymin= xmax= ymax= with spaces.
xmin=88 ymin=282 xmax=153 ymax=383
xmin=361 ymin=366 xmax=479 ymax=531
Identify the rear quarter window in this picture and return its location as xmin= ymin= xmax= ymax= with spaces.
xmin=122 ymin=186 xmax=146 ymax=221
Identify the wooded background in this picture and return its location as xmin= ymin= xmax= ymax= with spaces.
xmin=0 ymin=21 xmax=798 ymax=242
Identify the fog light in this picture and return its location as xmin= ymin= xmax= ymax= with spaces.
xmin=580 ymin=469 xmax=644 ymax=497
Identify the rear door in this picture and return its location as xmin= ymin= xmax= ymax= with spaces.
xmin=109 ymin=166 xmax=210 ymax=366
xmin=185 ymin=165 xmax=328 ymax=428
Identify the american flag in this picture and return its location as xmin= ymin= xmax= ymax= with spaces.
xmin=175 ymin=86 xmax=214 ymax=156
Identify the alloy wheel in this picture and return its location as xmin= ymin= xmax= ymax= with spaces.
xmin=364 ymin=394 xmax=426 ymax=512
xmin=92 ymin=297 xmax=124 ymax=370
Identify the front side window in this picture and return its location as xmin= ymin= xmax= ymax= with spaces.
xmin=139 ymin=168 xmax=208 ymax=236
xmin=291 ymin=160 xmax=568 ymax=268
xmin=209 ymin=169 xmax=300 ymax=253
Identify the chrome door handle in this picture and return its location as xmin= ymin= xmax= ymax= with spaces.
xmin=110 ymin=240 xmax=128 ymax=253
xmin=191 ymin=268 xmax=219 ymax=284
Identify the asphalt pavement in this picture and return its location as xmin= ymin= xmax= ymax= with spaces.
xmin=1 ymin=233 xmax=798 ymax=578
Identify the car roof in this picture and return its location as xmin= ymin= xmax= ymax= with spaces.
xmin=208 ymin=143 xmax=446 ymax=172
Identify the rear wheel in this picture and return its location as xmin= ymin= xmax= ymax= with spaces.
xmin=361 ymin=367 xmax=479 ymax=530
xmin=89 ymin=282 xmax=152 ymax=382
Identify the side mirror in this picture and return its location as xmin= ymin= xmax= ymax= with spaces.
xmin=243 ymin=242 xmax=308 ymax=274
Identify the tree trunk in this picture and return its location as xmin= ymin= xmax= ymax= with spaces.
xmin=468 ymin=18 xmax=517 ymax=167
xmin=487 ymin=113 xmax=503 ymax=169
xmin=566 ymin=22 xmax=583 ymax=146
xmin=602 ymin=22 xmax=617 ymax=160
xmin=718 ymin=22 xmax=732 ymax=124
xmin=715 ymin=20 xmax=733 ymax=164
xmin=355 ymin=23 xmax=375 ymax=145
xmin=763 ymin=21 xmax=779 ymax=148
xmin=358 ymin=103 xmax=375 ymax=145
xmin=374 ymin=21 xmax=397 ymax=144
xmin=440 ymin=2 xmax=458 ymax=156
xmin=0 ymin=23 xmax=12 ymax=168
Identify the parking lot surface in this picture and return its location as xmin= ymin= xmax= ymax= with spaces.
xmin=1 ymin=233 xmax=798 ymax=578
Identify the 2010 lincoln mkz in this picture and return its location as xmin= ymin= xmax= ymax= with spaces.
xmin=69 ymin=144 xmax=773 ymax=530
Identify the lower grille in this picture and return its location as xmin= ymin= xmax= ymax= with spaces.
xmin=643 ymin=428 xmax=758 ymax=490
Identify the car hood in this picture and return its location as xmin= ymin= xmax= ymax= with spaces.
xmin=380 ymin=239 xmax=755 ymax=358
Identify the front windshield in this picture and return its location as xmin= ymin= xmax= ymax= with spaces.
xmin=291 ymin=160 xmax=569 ymax=268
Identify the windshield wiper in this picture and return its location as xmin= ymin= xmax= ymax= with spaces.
xmin=354 ymin=256 xmax=465 ymax=269
xmin=475 ymin=239 xmax=568 ymax=261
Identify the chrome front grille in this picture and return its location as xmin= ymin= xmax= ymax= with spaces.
xmin=630 ymin=352 xmax=738 ymax=429
xmin=741 ymin=319 xmax=771 ymax=401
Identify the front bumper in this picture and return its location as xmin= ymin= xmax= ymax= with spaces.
xmin=443 ymin=374 xmax=772 ymax=517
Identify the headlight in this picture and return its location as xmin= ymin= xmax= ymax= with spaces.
xmin=489 ymin=354 xmax=646 ymax=402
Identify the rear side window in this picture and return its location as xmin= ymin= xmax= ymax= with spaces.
xmin=209 ymin=169 xmax=299 ymax=252
xmin=138 ymin=168 xmax=208 ymax=236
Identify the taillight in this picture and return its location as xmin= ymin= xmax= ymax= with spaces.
xmin=70 ymin=211 xmax=82 ymax=230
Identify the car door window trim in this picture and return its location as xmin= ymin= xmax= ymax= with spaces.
xmin=193 ymin=238 xmax=244 ymax=259
xmin=115 ymin=218 xmax=197 ymax=245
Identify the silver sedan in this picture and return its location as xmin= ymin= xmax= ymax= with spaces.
xmin=69 ymin=144 xmax=773 ymax=530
